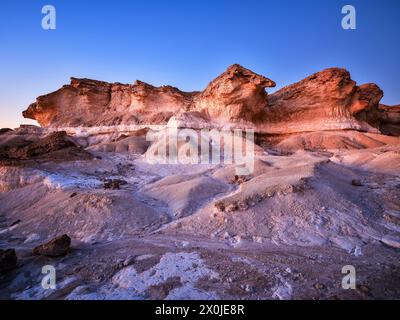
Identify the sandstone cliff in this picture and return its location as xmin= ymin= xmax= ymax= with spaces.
xmin=23 ymin=78 xmax=197 ymax=127
xmin=193 ymin=64 xmax=276 ymax=122
xmin=259 ymin=68 xmax=383 ymax=134
xmin=22 ymin=64 xmax=399 ymax=136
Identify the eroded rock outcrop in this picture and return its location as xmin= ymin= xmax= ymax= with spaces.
xmin=0 ymin=131 xmax=92 ymax=165
xmin=259 ymin=68 xmax=384 ymax=134
xmin=22 ymin=64 xmax=398 ymax=136
xmin=23 ymin=65 xmax=275 ymax=128
xmin=357 ymin=104 xmax=400 ymax=136
xmin=23 ymin=78 xmax=197 ymax=127
xmin=0 ymin=249 xmax=17 ymax=274
xmin=194 ymin=64 xmax=276 ymax=122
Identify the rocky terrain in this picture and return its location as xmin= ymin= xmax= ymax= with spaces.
xmin=0 ymin=64 xmax=399 ymax=300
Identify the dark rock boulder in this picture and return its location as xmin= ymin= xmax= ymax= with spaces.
xmin=0 ymin=131 xmax=92 ymax=165
xmin=0 ymin=128 xmax=13 ymax=135
xmin=33 ymin=234 xmax=71 ymax=257
xmin=0 ymin=249 xmax=18 ymax=274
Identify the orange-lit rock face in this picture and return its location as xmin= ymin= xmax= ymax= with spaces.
xmin=23 ymin=64 xmax=398 ymax=136
xmin=23 ymin=78 xmax=197 ymax=127
xmin=349 ymin=83 xmax=383 ymax=115
xmin=194 ymin=64 xmax=276 ymax=121
xmin=260 ymin=68 xmax=384 ymax=134
xmin=23 ymin=64 xmax=275 ymax=127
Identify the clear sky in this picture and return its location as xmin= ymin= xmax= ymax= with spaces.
xmin=0 ymin=0 xmax=399 ymax=128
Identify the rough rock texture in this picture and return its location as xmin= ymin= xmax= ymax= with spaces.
xmin=380 ymin=105 xmax=400 ymax=136
xmin=356 ymin=102 xmax=400 ymax=136
xmin=260 ymin=68 xmax=383 ymax=134
xmin=22 ymin=65 xmax=398 ymax=137
xmin=0 ymin=128 xmax=13 ymax=135
xmin=194 ymin=64 xmax=276 ymax=122
xmin=23 ymin=78 xmax=197 ymax=127
xmin=0 ymin=131 xmax=92 ymax=165
xmin=349 ymin=83 xmax=384 ymax=115
xmin=23 ymin=65 xmax=276 ymax=128
xmin=0 ymin=249 xmax=18 ymax=274
xmin=33 ymin=234 xmax=71 ymax=257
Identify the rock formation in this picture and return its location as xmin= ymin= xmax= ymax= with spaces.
xmin=260 ymin=68 xmax=384 ymax=134
xmin=23 ymin=78 xmax=197 ymax=127
xmin=2 ymin=64 xmax=400 ymax=300
xmin=357 ymin=104 xmax=400 ymax=136
xmin=0 ymin=131 xmax=92 ymax=166
xmin=22 ymin=65 xmax=399 ymax=137
xmin=33 ymin=234 xmax=71 ymax=257
xmin=194 ymin=64 xmax=276 ymax=122
xmin=0 ymin=249 xmax=17 ymax=274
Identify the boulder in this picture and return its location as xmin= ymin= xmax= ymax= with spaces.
xmin=103 ymin=179 xmax=127 ymax=190
xmin=0 ymin=249 xmax=18 ymax=274
xmin=0 ymin=131 xmax=92 ymax=165
xmin=33 ymin=234 xmax=71 ymax=257
xmin=0 ymin=128 xmax=13 ymax=135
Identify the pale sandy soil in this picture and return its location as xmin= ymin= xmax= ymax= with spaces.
xmin=0 ymin=130 xmax=399 ymax=300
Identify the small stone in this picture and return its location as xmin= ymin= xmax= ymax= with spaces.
xmin=245 ymin=284 xmax=254 ymax=293
xmin=103 ymin=179 xmax=127 ymax=190
xmin=293 ymin=272 xmax=304 ymax=281
xmin=180 ymin=241 xmax=190 ymax=247
xmin=252 ymin=236 xmax=263 ymax=243
xmin=33 ymin=234 xmax=71 ymax=257
xmin=223 ymin=232 xmax=231 ymax=239
xmin=358 ymin=284 xmax=371 ymax=295
xmin=232 ymin=235 xmax=242 ymax=243
xmin=351 ymin=179 xmax=363 ymax=187
xmin=313 ymin=282 xmax=326 ymax=290
xmin=214 ymin=202 xmax=225 ymax=212
xmin=226 ymin=204 xmax=238 ymax=212
xmin=0 ymin=249 xmax=17 ymax=274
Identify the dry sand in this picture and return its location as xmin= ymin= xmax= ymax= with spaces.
xmin=0 ymin=129 xmax=399 ymax=299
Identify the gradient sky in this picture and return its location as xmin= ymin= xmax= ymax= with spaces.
xmin=0 ymin=0 xmax=399 ymax=128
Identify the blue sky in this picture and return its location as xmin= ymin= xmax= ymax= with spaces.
xmin=0 ymin=0 xmax=399 ymax=128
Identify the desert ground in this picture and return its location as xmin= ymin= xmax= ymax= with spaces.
xmin=0 ymin=65 xmax=399 ymax=300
